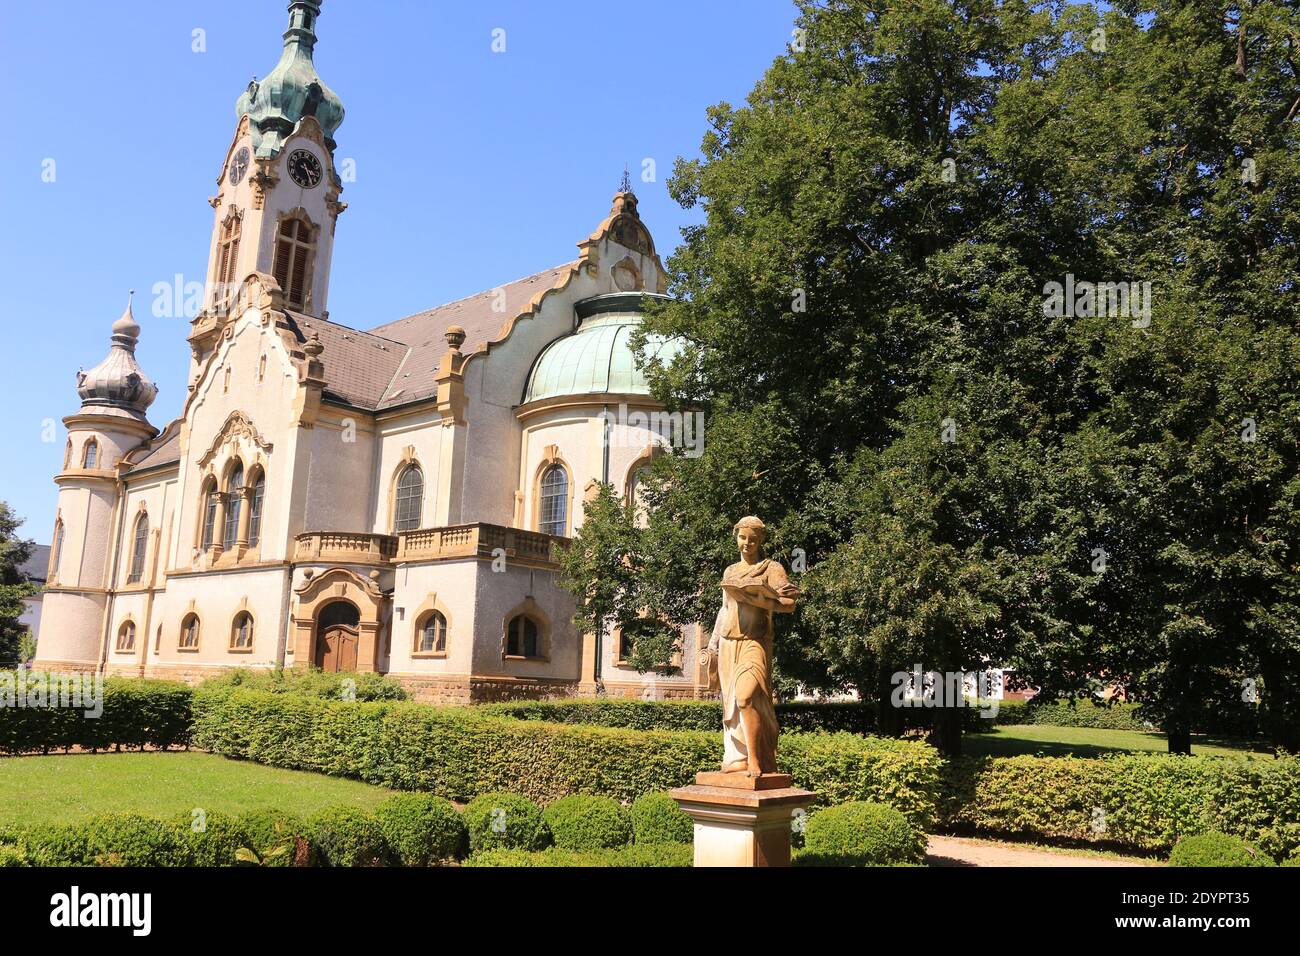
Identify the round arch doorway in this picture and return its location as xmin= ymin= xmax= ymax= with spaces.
xmin=315 ymin=600 xmax=360 ymax=672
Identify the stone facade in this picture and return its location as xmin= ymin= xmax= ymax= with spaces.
xmin=32 ymin=1 xmax=708 ymax=703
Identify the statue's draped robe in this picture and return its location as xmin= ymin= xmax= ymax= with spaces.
xmin=711 ymin=558 xmax=788 ymax=773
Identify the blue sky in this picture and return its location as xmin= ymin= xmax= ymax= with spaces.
xmin=0 ymin=0 xmax=798 ymax=543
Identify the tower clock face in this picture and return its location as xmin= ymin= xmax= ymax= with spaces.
xmin=227 ymin=146 xmax=250 ymax=186
xmin=287 ymin=149 xmax=323 ymax=189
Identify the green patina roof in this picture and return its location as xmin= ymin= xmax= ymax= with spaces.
xmin=236 ymin=1 xmax=344 ymax=158
xmin=522 ymin=294 xmax=685 ymax=404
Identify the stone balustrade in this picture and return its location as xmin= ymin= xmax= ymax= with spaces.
xmin=294 ymin=531 xmax=399 ymax=566
xmin=295 ymin=524 xmax=563 ymax=568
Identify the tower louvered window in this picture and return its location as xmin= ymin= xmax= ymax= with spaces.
xmin=273 ymin=217 xmax=314 ymax=310
xmin=217 ymin=209 xmax=242 ymax=296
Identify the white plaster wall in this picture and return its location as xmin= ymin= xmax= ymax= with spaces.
xmin=151 ymin=566 xmax=294 ymax=670
xmin=298 ymin=409 xmax=376 ymax=533
xmin=370 ymin=409 xmax=444 ymax=534
xmin=471 ymin=563 xmax=579 ymax=680
xmin=386 ymin=560 xmax=479 ymax=674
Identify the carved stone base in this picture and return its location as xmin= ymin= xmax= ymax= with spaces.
xmin=693 ymin=771 xmax=793 ymax=791
xmin=669 ymin=781 xmax=816 ymax=867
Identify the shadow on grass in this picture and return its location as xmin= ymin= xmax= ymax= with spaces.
xmin=962 ymin=729 xmax=1272 ymax=759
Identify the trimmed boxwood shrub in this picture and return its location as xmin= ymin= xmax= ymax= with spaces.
xmin=542 ymin=795 xmax=632 ymax=851
xmin=190 ymin=689 xmax=942 ymax=830
xmin=83 ymin=814 xmax=193 ymax=867
xmin=176 ymin=810 xmax=251 ymax=867
xmin=0 ymin=673 xmax=192 ymax=754
xmin=306 ymin=807 xmax=389 ymax=866
xmin=1168 ymin=832 xmax=1275 ymax=867
xmin=631 ymin=792 xmax=693 ymax=845
xmin=464 ymin=792 xmax=550 ymax=853
xmin=374 ymin=793 xmax=466 ymax=865
xmin=0 ymin=845 xmax=29 ymax=867
xmin=802 ymin=801 xmax=925 ymax=866
xmin=465 ymin=844 xmax=693 ymax=867
xmin=234 ymin=809 xmax=312 ymax=866
xmin=18 ymin=823 xmax=91 ymax=866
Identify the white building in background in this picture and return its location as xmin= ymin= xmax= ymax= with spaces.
xmin=34 ymin=1 xmax=707 ymax=702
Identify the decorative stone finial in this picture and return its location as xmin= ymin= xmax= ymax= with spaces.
xmin=111 ymin=290 xmax=140 ymax=346
xmin=303 ymin=332 xmax=324 ymax=357
xmin=445 ymin=326 xmax=466 ymax=351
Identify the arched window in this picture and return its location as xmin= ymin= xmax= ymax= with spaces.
xmin=538 ymin=464 xmax=569 ymax=536
xmin=223 ymin=464 xmax=244 ymax=550
xmin=230 ymin=612 xmax=254 ymax=651
xmin=63 ymin=439 xmax=72 ymax=470
xmin=506 ymin=614 xmax=540 ymax=659
xmin=394 ymin=464 xmax=423 ymax=532
xmin=50 ymin=520 xmax=64 ymax=581
xmin=201 ymin=479 xmax=219 ymax=550
xmin=116 ymin=621 xmax=136 ymax=652
xmin=257 ymin=354 xmax=267 ymax=383
xmin=179 ymin=613 xmax=201 ymax=650
xmin=217 ymin=208 xmax=242 ymax=295
xmin=416 ymin=610 xmax=447 ymax=655
xmin=127 ymin=512 xmax=149 ymax=584
xmin=248 ymin=472 xmax=265 ymax=547
xmin=82 ymin=438 xmax=99 ymax=469
xmin=272 ymin=216 xmax=315 ymax=310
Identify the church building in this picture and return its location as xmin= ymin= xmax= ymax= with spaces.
xmin=34 ymin=0 xmax=708 ymax=702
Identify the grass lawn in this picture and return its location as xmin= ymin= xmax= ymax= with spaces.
xmin=962 ymin=724 xmax=1272 ymax=759
xmin=0 ymin=752 xmax=395 ymax=829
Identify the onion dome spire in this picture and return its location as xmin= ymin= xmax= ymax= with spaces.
xmin=235 ymin=0 xmax=345 ymax=157
xmin=76 ymin=292 xmax=159 ymax=421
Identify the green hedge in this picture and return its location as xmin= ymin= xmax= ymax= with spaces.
xmin=993 ymin=699 xmax=1149 ymax=731
xmin=941 ymin=753 xmax=1300 ymax=860
xmin=191 ymin=689 xmax=943 ymax=829
xmin=0 ymin=673 xmax=192 ymax=754
xmin=197 ymin=667 xmax=408 ymax=702
xmin=802 ymin=801 xmax=926 ymax=866
xmin=479 ymin=697 xmax=982 ymax=736
xmin=631 ymin=792 xmax=694 ymax=845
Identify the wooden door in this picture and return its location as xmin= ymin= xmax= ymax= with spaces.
xmin=315 ymin=625 xmax=359 ymax=672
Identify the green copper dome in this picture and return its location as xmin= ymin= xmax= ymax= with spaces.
xmin=523 ymin=293 xmax=685 ymax=404
xmin=236 ymin=1 xmax=344 ymax=158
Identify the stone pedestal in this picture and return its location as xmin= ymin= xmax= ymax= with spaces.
xmin=670 ymin=773 xmax=816 ymax=867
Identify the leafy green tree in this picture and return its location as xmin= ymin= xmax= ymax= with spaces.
xmin=0 ymin=502 xmax=37 ymax=667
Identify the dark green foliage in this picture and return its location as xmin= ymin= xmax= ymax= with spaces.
xmin=233 ymin=809 xmax=312 ymax=866
xmin=0 ymin=673 xmax=192 ymax=754
xmin=465 ymin=844 xmax=693 ymax=868
xmin=1168 ymin=832 xmax=1276 ymax=868
xmin=198 ymin=667 xmax=408 ymax=702
xmin=630 ymin=792 xmax=694 ymax=845
xmin=803 ymin=801 xmax=925 ymax=866
xmin=0 ymin=845 xmax=28 ymax=867
xmin=463 ymin=793 xmax=550 ymax=853
xmin=0 ymin=503 xmax=36 ymax=668
xmin=305 ymin=806 xmax=389 ymax=866
xmin=542 ymin=795 xmax=633 ymax=851
xmin=175 ymin=811 xmax=251 ymax=867
xmin=480 ymin=698 xmax=890 ymax=735
xmin=17 ymin=823 xmax=91 ymax=866
xmin=373 ymin=793 xmax=467 ymax=865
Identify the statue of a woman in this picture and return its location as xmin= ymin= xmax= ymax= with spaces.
xmin=706 ymin=516 xmax=800 ymax=776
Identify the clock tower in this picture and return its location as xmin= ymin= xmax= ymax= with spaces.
xmin=192 ymin=0 xmax=346 ymax=369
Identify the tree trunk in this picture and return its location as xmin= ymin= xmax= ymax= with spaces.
xmin=930 ymin=704 xmax=963 ymax=757
xmin=1165 ymin=721 xmax=1192 ymax=755
xmin=876 ymin=662 xmax=903 ymax=737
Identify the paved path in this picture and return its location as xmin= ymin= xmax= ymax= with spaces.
xmin=926 ymin=835 xmax=1156 ymax=867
